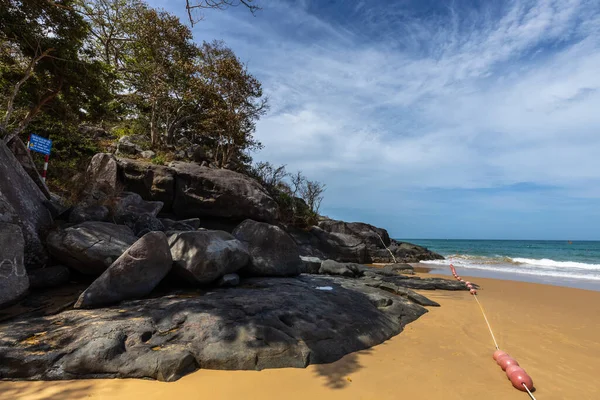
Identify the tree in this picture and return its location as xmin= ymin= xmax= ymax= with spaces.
xmin=299 ymin=180 xmax=326 ymax=214
xmin=185 ymin=0 xmax=260 ymax=26
xmin=0 ymin=0 xmax=111 ymax=143
xmin=197 ymin=40 xmax=268 ymax=167
xmin=122 ymin=6 xmax=200 ymax=146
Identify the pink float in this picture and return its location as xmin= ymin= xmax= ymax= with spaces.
xmin=493 ymin=350 xmax=508 ymax=361
xmin=507 ymin=367 xmax=534 ymax=391
xmin=498 ymin=355 xmax=519 ymax=371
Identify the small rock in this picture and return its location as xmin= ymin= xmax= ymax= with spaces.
xmin=218 ymin=273 xmax=240 ymax=287
xmin=69 ymin=204 xmax=110 ymax=224
xmin=319 ymin=260 xmax=363 ymax=278
xmin=133 ymin=214 xmax=164 ymax=237
xmin=160 ymin=218 xmax=200 ymax=232
xmin=140 ymin=150 xmax=156 ymax=159
xmin=43 ymin=194 xmax=70 ymax=219
xmin=116 ymin=135 xmax=143 ymax=156
xmin=300 ymin=256 xmax=322 ymax=274
xmin=74 ymin=231 xmax=173 ymax=309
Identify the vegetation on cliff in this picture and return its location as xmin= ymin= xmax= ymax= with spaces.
xmin=0 ymin=0 xmax=323 ymax=227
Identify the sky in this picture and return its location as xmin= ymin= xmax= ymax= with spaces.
xmin=149 ymin=0 xmax=600 ymax=240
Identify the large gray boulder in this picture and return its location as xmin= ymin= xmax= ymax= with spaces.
xmin=233 ymin=219 xmax=302 ymax=277
xmin=83 ymin=153 xmax=119 ymax=206
xmin=169 ymin=162 xmax=278 ymax=222
xmin=0 ymin=223 xmax=29 ymax=307
xmin=168 ymin=230 xmax=250 ymax=284
xmin=46 ymin=222 xmax=138 ymax=275
xmin=117 ymin=158 xmax=176 ymax=210
xmin=0 ymin=275 xmax=432 ymax=381
xmin=75 ymin=232 xmax=173 ymax=309
xmin=7 ymin=137 xmax=51 ymax=198
xmin=0 ymin=142 xmax=52 ymax=268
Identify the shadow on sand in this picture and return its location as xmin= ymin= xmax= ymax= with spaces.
xmin=313 ymin=348 xmax=374 ymax=389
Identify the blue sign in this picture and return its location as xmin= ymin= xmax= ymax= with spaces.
xmin=28 ymin=134 xmax=52 ymax=156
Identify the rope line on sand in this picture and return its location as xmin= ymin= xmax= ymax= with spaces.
xmin=473 ymin=290 xmax=537 ymax=400
xmin=449 ymin=263 xmax=537 ymax=399
xmin=472 ymin=293 xmax=499 ymax=350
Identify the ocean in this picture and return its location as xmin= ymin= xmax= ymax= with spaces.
xmin=401 ymin=239 xmax=600 ymax=291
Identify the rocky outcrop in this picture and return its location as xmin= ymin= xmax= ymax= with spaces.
xmin=169 ymin=162 xmax=279 ymax=222
xmin=233 ymin=220 xmax=302 ymax=277
xmin=168 ymin=230 xmax=250 ymax=285
xmin=0 ymin=223 xmax=29 ymax=308
xmin=117 ymin=158 xmax=176 ymax=210
xmin=289 ymin=218 xmax=443 ymax=264
xmin=113 ymin=158 xmax=279 ymax=223
xmin=0 ymin=274 xmax=431 ymax=381
xmin=46 ymin=222 xmax=138 ymax=275
xmin=75 ymin=232 xmax=172 ymax=309
xmin=0 ymin=141 xmax=52 ymax=268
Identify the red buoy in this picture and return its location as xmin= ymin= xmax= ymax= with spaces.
xmin=508 ymin=367 xmax=534 ymax=391
xmin=469 ymin=289 xmax=477 ymax=295
xmin=505 ymin=364 xmax=522 ymax=377
xmin=498 ymin=355 xmax=519 ymax=371
xmin=493 ymin=350 xmax=508 ymax=361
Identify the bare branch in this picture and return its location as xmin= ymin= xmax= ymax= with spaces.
xmin=1 ymin=48 xmax=54 ymax=135
xmin=185 ymin=0 xmax=261 ymax=26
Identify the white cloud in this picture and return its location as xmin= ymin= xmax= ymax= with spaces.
xmin=152 ymin=0 xmax=600 ymax=231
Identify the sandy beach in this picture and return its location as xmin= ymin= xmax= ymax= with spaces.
xmin=1 ymin=274 xmax=599 ymax=400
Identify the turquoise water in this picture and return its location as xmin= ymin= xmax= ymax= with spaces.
xmin=399 ymin=239 xmax=600 ymax=291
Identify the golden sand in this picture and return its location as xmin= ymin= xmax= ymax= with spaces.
xmin=1 ymin=275 xmax=599 ymax=400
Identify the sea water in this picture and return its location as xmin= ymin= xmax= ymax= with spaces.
xmin=401 ymin=239 xmax=600 ymax=291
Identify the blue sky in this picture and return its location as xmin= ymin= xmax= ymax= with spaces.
xmin=149 ymin=0 xmax=600 ymax=240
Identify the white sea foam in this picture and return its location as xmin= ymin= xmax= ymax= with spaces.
xmin=420 ymin=254 xmax=600 ymax=281
xmin=511 ymin=257 xmax=600 ymax=270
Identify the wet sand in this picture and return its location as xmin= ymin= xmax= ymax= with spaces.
xmin=1 ymin=274 xmax=599 ymax=400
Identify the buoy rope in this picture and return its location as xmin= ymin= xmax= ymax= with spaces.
xmin=523 ymin=383 xmax=537 ymax=400
xmin=451 ymin=261 xmax=538 ymax=400
xmin=472 ymin=293 xmax=499 ymax=350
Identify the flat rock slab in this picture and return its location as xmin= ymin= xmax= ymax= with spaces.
xmin=0 ymin=275 xmax=430 ymax=382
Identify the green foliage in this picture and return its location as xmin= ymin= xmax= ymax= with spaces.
xmin=0 ymin=0 xmax=323 ymax=215
xmin=248 ymin=161 xmax=325 ymax=229
xmin=151 ymin=153 xmax=167 ymax=165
